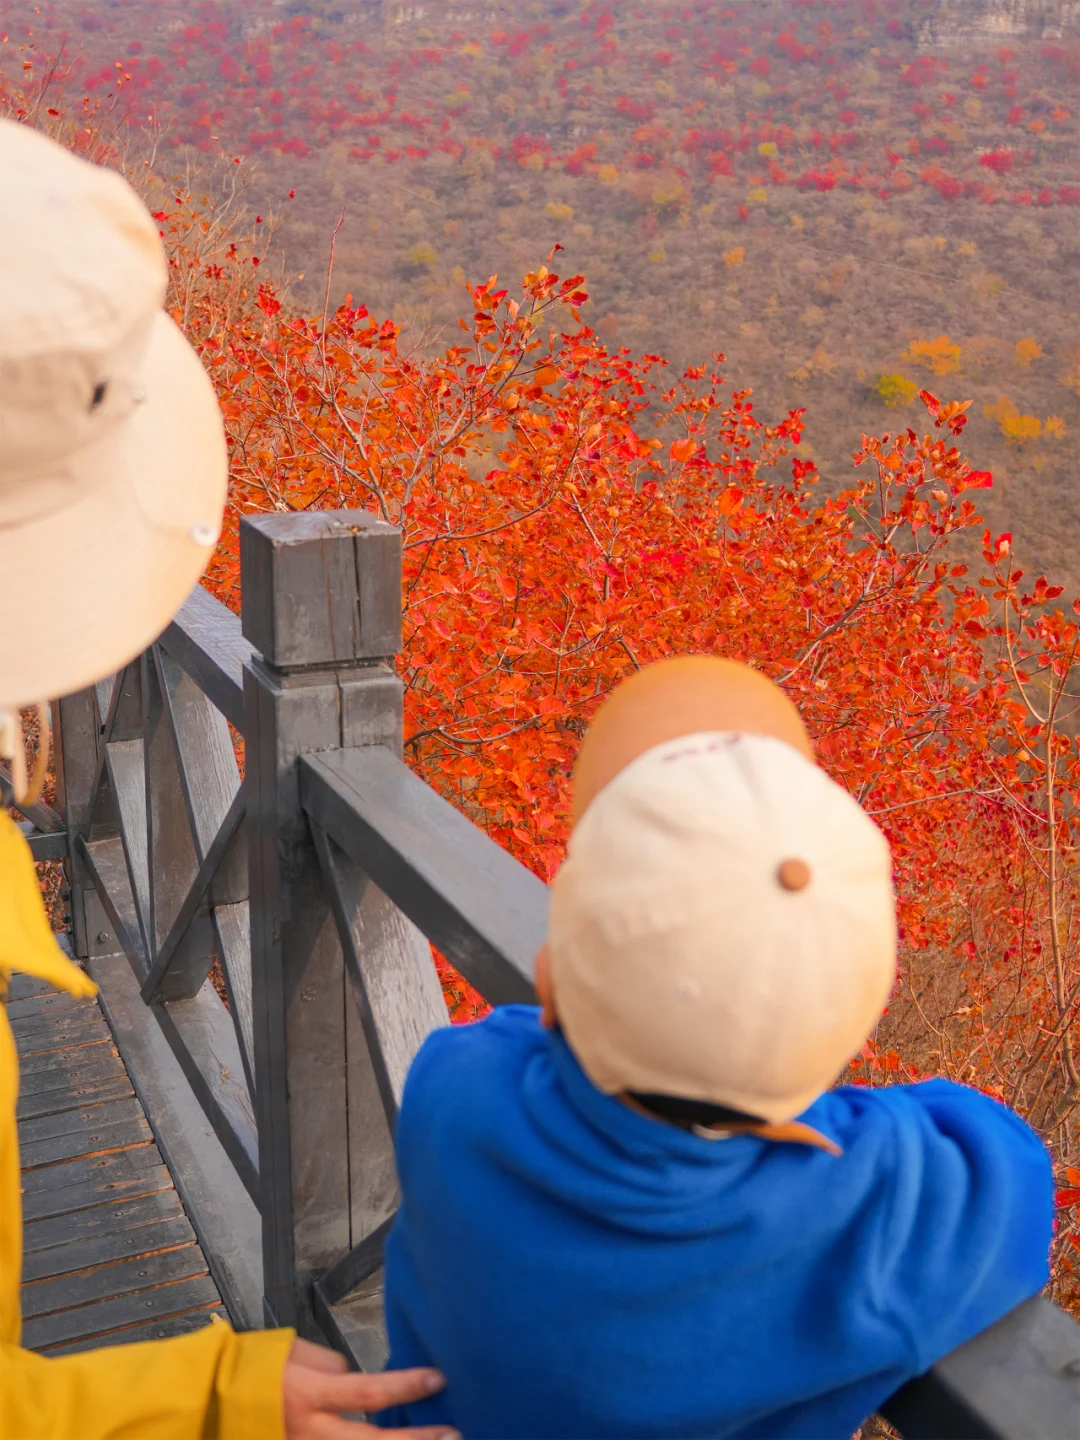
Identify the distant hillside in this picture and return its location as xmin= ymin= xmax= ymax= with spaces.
xmin=4 ymin=0 xmax=1079 ymax=584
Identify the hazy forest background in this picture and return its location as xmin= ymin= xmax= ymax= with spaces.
xmin=3 ymin=0 xmax=1080 ymax=581
xmin=5 ymin=0 xmax=1080 ymax=1312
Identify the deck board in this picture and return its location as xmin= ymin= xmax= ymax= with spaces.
xmin=11 ymin=970 xmax=225 ymax=1354
xmin=23 ymin=1189 xmax=185 ymax=1256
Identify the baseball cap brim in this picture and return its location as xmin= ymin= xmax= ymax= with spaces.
xmin=0 ymin=311 xmax=227 ymax=711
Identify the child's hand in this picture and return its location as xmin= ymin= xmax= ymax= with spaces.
xmin=283 ymin=1338 xmax=459 ymax=1440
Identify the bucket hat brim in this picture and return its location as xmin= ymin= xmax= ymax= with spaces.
xmin=0 ymin=310 xmax=227 ymax=711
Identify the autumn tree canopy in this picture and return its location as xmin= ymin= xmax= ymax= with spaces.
xmin=3 ymin=31 xmax=1080 ymax=1309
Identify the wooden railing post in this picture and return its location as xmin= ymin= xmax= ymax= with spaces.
xmin=53 ymin=689 xmax=104 ymax=958
xmin=242 ymin=510 xmax=404 ymax=1336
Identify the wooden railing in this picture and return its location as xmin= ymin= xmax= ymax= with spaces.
xmin=20 ymin=509 xmax=1077 ymax=1438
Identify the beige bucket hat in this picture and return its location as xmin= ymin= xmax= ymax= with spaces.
xmin=0 ymin=119 xmax=227 ymax=712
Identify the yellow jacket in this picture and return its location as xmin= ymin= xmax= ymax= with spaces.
xmin=0 ymin=814 xmax=294 ymax=1437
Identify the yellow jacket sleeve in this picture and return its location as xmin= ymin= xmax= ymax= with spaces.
xmin=0 ymin=1317 xmax=295 ymax=1440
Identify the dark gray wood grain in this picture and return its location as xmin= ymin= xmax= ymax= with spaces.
xmin=7 ymin=972 xmax=52 ymax=1002
xmin=22 ymin=1272 xmax=220 ymax=1350
xmin=101 ymin=663 xmax=143 ymax=746
xmin=19 ymin=1144 xmax=169 ymax=1218
xmin=159 ymin=584 xmax=253 ymax=732
xmin=94 ymin=676 xmax=116 ymax=731
xmin=22 ymin=1214 xmax=197 ymax=1284
xmin=141 ymin=786 xmax=244 ymax=1005
xmin=17 ymin=1048 xmax=126 ymax=1099
xmin=79 ymin=833 xmax=148 ymax=973
xmin=313 ymin=825 xmax=446 ymax=1124
xmin=242 ymin=510 xmax=408 ymax=1338
xmin=53 ymin=693 xmax=99 ymax=954
xmin=104 ymin=739 xmax=151 ymax=961
xmin=23 ymin=826 xmax=70 ymax=862
xmin=882 ymin=1296 xmax=1080 ymax=1440
xmin=143 ymin=649 xmax=205 ymax=990
xmin=41 ymin=1304 xmax=227 ymax=1355
xmin=159 ymin=647 xmax=243 ymax=864
xmin=13 ymin=1010 xmax=111 ymax=1057
xmin=18 ymin=1114 xmax=151 ymax=1170
xmin=17 ymin=1073 xmax=134 ymax=1123
xmin=17 ymin=1094 xmax=147 ymax=1149
xmin=314 ymin=1271 xmax=387 ymax=1376
xmin=21 ymin=1241 xmax=207 ymax=1320
xmin=213 ymin=898 xmax=256 ymax=1098
xmin=23 ymin=1189 xmax=184 ymax=1258
xmin=300 ymin=746 xmax=543 ymax=1007
xmin=90 ymin=949 xmax=264 ymax=1329
xmin=6 ymin=989 xmax=87 ymax=1022
xmin=15 ymin=1036 xmax=113 ymax=1077
xmin=154 ymin=984 xmax=259 ymax=1205
xmin=317 ymin=1213 xmax=395 ymax=1310
xmin=246 ymin=655 xmax=353 ymax=1335
xmin=240 ymin=511 xmax=402 ymax=668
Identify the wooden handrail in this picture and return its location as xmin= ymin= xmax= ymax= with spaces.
xmin=48 ymin=510 xmax=1080 ymax=1435
xmin=299 ymin=745 xmax=542 ymax=1007
xmin=159 ymin=585 xmax=252 ymax=731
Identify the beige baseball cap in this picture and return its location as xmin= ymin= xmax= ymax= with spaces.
xmin=548 ymin=730 xmax=897 ymax=1125
xmin=0 ymin=119 xmax=227 ymax=711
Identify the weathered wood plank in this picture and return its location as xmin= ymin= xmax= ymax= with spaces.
xmin=141 ymin=787 xmax=245 ymax=1005
xmin=11 ymin=1000 xmax=106 ymax=1042
xmin=94 ymin=676 xmax=116 ymax=731
xmin=19 ymin=1115 xmax=153 ymax=1170
xmin=23 ymin=826 xmax=70 ymax=862
xmin=159 ymin=648 xmax=242 ymax=863
xmin=16 ymin=1038 xmax=114 ymax=1078
xmin=245 ymin=654 xmax=353 ymax=1335
xmin=21 ymin=1242 xmax=208 ymax=1321
xmin=22 ymin=1273 xmax=221 ymax=1350
xmin=23 ymin=1189 xmax=184 ymax=1257
xmin=240 ymin=511 xmax=402 ymax=668
xmin=159 ymin=584 xmax=252 ymax=733
xmin=22 ymin=1213 xmax=196 ymax=1284
xmin=14 ymin=1012 xmax=112 ymax=1057
xmin=314 ymin=1272 xmax=387 ymax=1376
xmin=343 ymin=976 xmax=399 ymax=1257
xmin=243 ymin=510 xmax=407 ymax=1337
xmin=80 ymin=834 xmax=148 ymax=973
xmin=882 ymin=1296 xmax=1080 ymax=1440
xmin=7 ymin=972 xmax=54 ymax=1003
xmin=20 ymin=1146 xmax=169 ymax=1223
xmin=314 ymin=827 xmax=446 ymax=1124
xmin=89 ymin=950 xmax=264 ymax=1328
xmin=154 ymin=984 xmax=259 ymax=1205
xmin=41 ymin=1303 xmax=227 ymax=1355
xmin=214 ymin=899 xmax=256 ymax=1097
xmin=17 ymin=1048 xmax=126 ymax=1098
xmin=17 ymin=1095 xmax=146 ymax=1149
xmin=7 ymin=990 xmax=89 ymax=1022
xmin=144 ymin=649 xmax=204 ymax=981
xmin=17 ymin=1073 xmax=134 ymax=1123
xmin=105 ymin=739 xmax=150 ymax=960
xmin=300 ymin=745 xmax=542 ymax=1005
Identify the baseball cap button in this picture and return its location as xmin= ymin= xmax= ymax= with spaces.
xmin=777 ymin=858 xmax=811 ymax=892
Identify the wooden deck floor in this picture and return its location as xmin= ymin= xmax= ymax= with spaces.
xmin=11 ymin=967 xmax=228 ymax=1354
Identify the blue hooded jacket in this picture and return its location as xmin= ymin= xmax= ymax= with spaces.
xmin=379 ymin=1005 xmax=1052 ymax=1439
